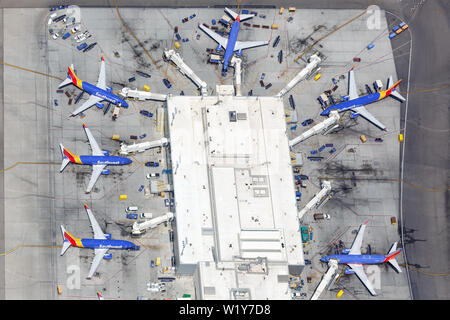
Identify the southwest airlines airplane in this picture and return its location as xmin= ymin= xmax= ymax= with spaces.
xmin=61 ymin=204 xmax=140 ymax=279
xmin=58 ymin=55 xmax=128 ymax=116
xmin=59 ymin=123 xmax=132 ymax=193
xmin=199 ymin=7 xmax=269 ymax=76
xmin=321 ymin=67 xmax=406 ymax=131
xmin=320 ymin=220 xmax=403 ymax=296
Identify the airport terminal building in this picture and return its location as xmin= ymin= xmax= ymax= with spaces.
xmin=167 ymin=86 xmax=304 ymax=299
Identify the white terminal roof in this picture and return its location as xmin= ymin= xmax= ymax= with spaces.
xmin=167 ymin=89 xmax=304 ymax=300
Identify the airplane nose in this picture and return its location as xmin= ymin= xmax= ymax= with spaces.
xmin=126 ymin=158 xmax=132 ymax=164
xmin=320 ymin=257 xmax=327 ymax=263
xmin=320 ymin=110 xmax=329 ymax=116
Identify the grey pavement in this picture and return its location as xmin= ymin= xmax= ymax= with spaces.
xmin=0 ymin=1 xmax=448 ymax=300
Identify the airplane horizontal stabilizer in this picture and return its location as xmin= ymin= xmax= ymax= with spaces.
xmin=58 ymin=77 xmax=73 ymax=89
xmin=386 ymin=242 xmax=403 ymax=273
xmin=386 ymin=75 xmax=406 ymax=102
xmin=59 ymin=144 xmax=72 ymax=172
xmin=60 ymin=225 xmax=72 ymax=256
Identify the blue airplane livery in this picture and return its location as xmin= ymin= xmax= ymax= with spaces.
xmin=321 ymin=66 xmax=406 ymax=131
xmin=320 ymin=220 xmax=403 ymax=295
xmin=58 ymin=55 xmax=128 ymax=116
xmin=61 ymin=204 xmax=140 ymax=279
xmin=59 ymin=123 xmax=132 ymax=193
xmin=199 ymin=7 xmax=269 ymax=76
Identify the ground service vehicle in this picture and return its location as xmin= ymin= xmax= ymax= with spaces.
xmin=313 ymin=213 xmax=331 ymax=220
xmin=301 ymin=227 xmax=309 ymax=243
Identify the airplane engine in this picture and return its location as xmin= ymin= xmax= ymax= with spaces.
xmin=350 ymin=112 xmax=360 ymax=119
xmin=236 ymin=49 xmax=242 ymax=56
xmin=103 ymin=253 xmax=112 ymax=260
xmin=102 ymin=150 xmax=110 ymax=156
xmin=345 ymin=267 xmax=355 ymax=275
xmin=216 ymin=44 xmax=222 ymax=51
xmin=95 ymin=102 xmax=104 ymax=109
xmin=106 ymin=87 xmax=112 ymax=93
xmin=101 ymin=169 xmax=110 ymax=175
xmin=342 ymin=248 xmax=351 ymax=254
xmin=104 ymin=233 xmax=111 ymax=239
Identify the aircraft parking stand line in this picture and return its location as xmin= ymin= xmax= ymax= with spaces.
xmin=1 ymin=6 xmax=412 ymax=300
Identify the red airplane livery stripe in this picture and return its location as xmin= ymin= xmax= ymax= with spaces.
xmin=63 ymin=149 xmax=76 ymax=162
xmin=64 ymin=232 xmax=77 ymax=246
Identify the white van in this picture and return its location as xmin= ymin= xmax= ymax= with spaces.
xmin=140 ymin=213 xmax=153 ymax=219
xmin=125 ymin=206 xmax=138 ymax=213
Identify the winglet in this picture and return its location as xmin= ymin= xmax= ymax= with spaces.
xmin=350 ymin=65 xmax=355 ymax=71
xmin=84 ymin=203 xmax=90 ymax=210
xmin=101 ymin=55 xmax=104 ymax=62
xmin=363 ymin=219 xmax=369 ymax=225
xmin=82 ymin=122 xmax=87 ymax=128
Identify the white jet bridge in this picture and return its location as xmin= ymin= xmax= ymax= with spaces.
xmin=298 ymin=180 xmax=332 ymax=220
xmin=164 ymin=49 xmax=208 ymax=96
xmin=120 ymin=137 xmax=169 ymax=155
xmin=230 ymin=56 xmax=242 ymax=96
xmin=289 ymin=111 xmax=340 ymax=147
xmin=310 ymin=259 xmax=339 ymax=300
xmin=120 ymin=87 xmax=167 ymax=101
xmin=277 ymin=54 xmax=321 ymax=97
xmin=131 ymin=212 xmax=174 ymax=236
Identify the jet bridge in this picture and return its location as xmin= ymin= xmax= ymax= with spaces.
xmin=289 ymin=111 xmax=340 ymax=147
xmin=119 ymin=137 xmax=169 ymax=155
xmin=164 ymin=50 xmax=208 ymax=96
xmin=120 ymin=87 xmax=167 ymax=101
xmin=277 ymin=54 xmax=321 ymax=97
xmin=310 ymin=259 xmax=339 ymax=300
xmin=230 ymin=56 xmax=242 ymax=96
xmin=297 ymin=180 xmax=332 ymax=220
xmin=131 ymin=212 xmax=174 ymax=236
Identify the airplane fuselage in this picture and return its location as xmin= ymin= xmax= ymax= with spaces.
xmin=321 ymin=91 xmax=387 ymax=116
xmin=222 ymin=19 xmax=240 ymax=72
xmin=321 ymin=254 xmax=389 ymax=265
xmin=79 ymin=81 xmax=128 ymax=107
xmin=71 ymin=238 xmax=139 ymax=250
xmin=74 ymin=155 xmax=132 ymax=166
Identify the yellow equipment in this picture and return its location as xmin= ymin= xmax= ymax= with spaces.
xmin=119 ymin=195 xmax=127 ymax=200
xmin=142 ymin=85 xmax=150 ymax=92
xmin=314 ymin=73 xmax=321 ymax=81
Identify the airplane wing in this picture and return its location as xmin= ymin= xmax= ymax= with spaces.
xmin=348 ymin=68 xmax=359 ymax=100
xmin=234 ymin=40 xmax=269 ymax=51
xmin=86 ymin=165 xmax=106 ymax=193
xmin=87 ymin=248 xmax=108 ymax=279
xmin=199 ymin=24 xmax=228 ymax=48
xmin=349 ymin=220 xmax=368 ymax=255
xmin=351 ymin=106 xmax=387 ymax=131
xmin=82 ymin=124 xmax=103 ymax=156
xmin=83 ymin=204 xmax=106 ymax=240
xmin=71 ymin=94 xmax=103 ymax=116
xmin=348 ymin=263 xmax=377 ymax=296
xmin=96 ymin=56 xmax=107 ymax=90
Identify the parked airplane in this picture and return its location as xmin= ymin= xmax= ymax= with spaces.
xmin=199 ymin=7 xmax=269 ymax=76
xmin=60 ymin=204 xmax=140 ymax=279
xmin=58 ymin=55 xmax=128 ymax=116
xmin=320 ymin=220 xmax=403 ymax=296
xmin=59 ymin=123 xmax=132 ymax=193
xmin=320 ymin=67 xmax=406 ymax=131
